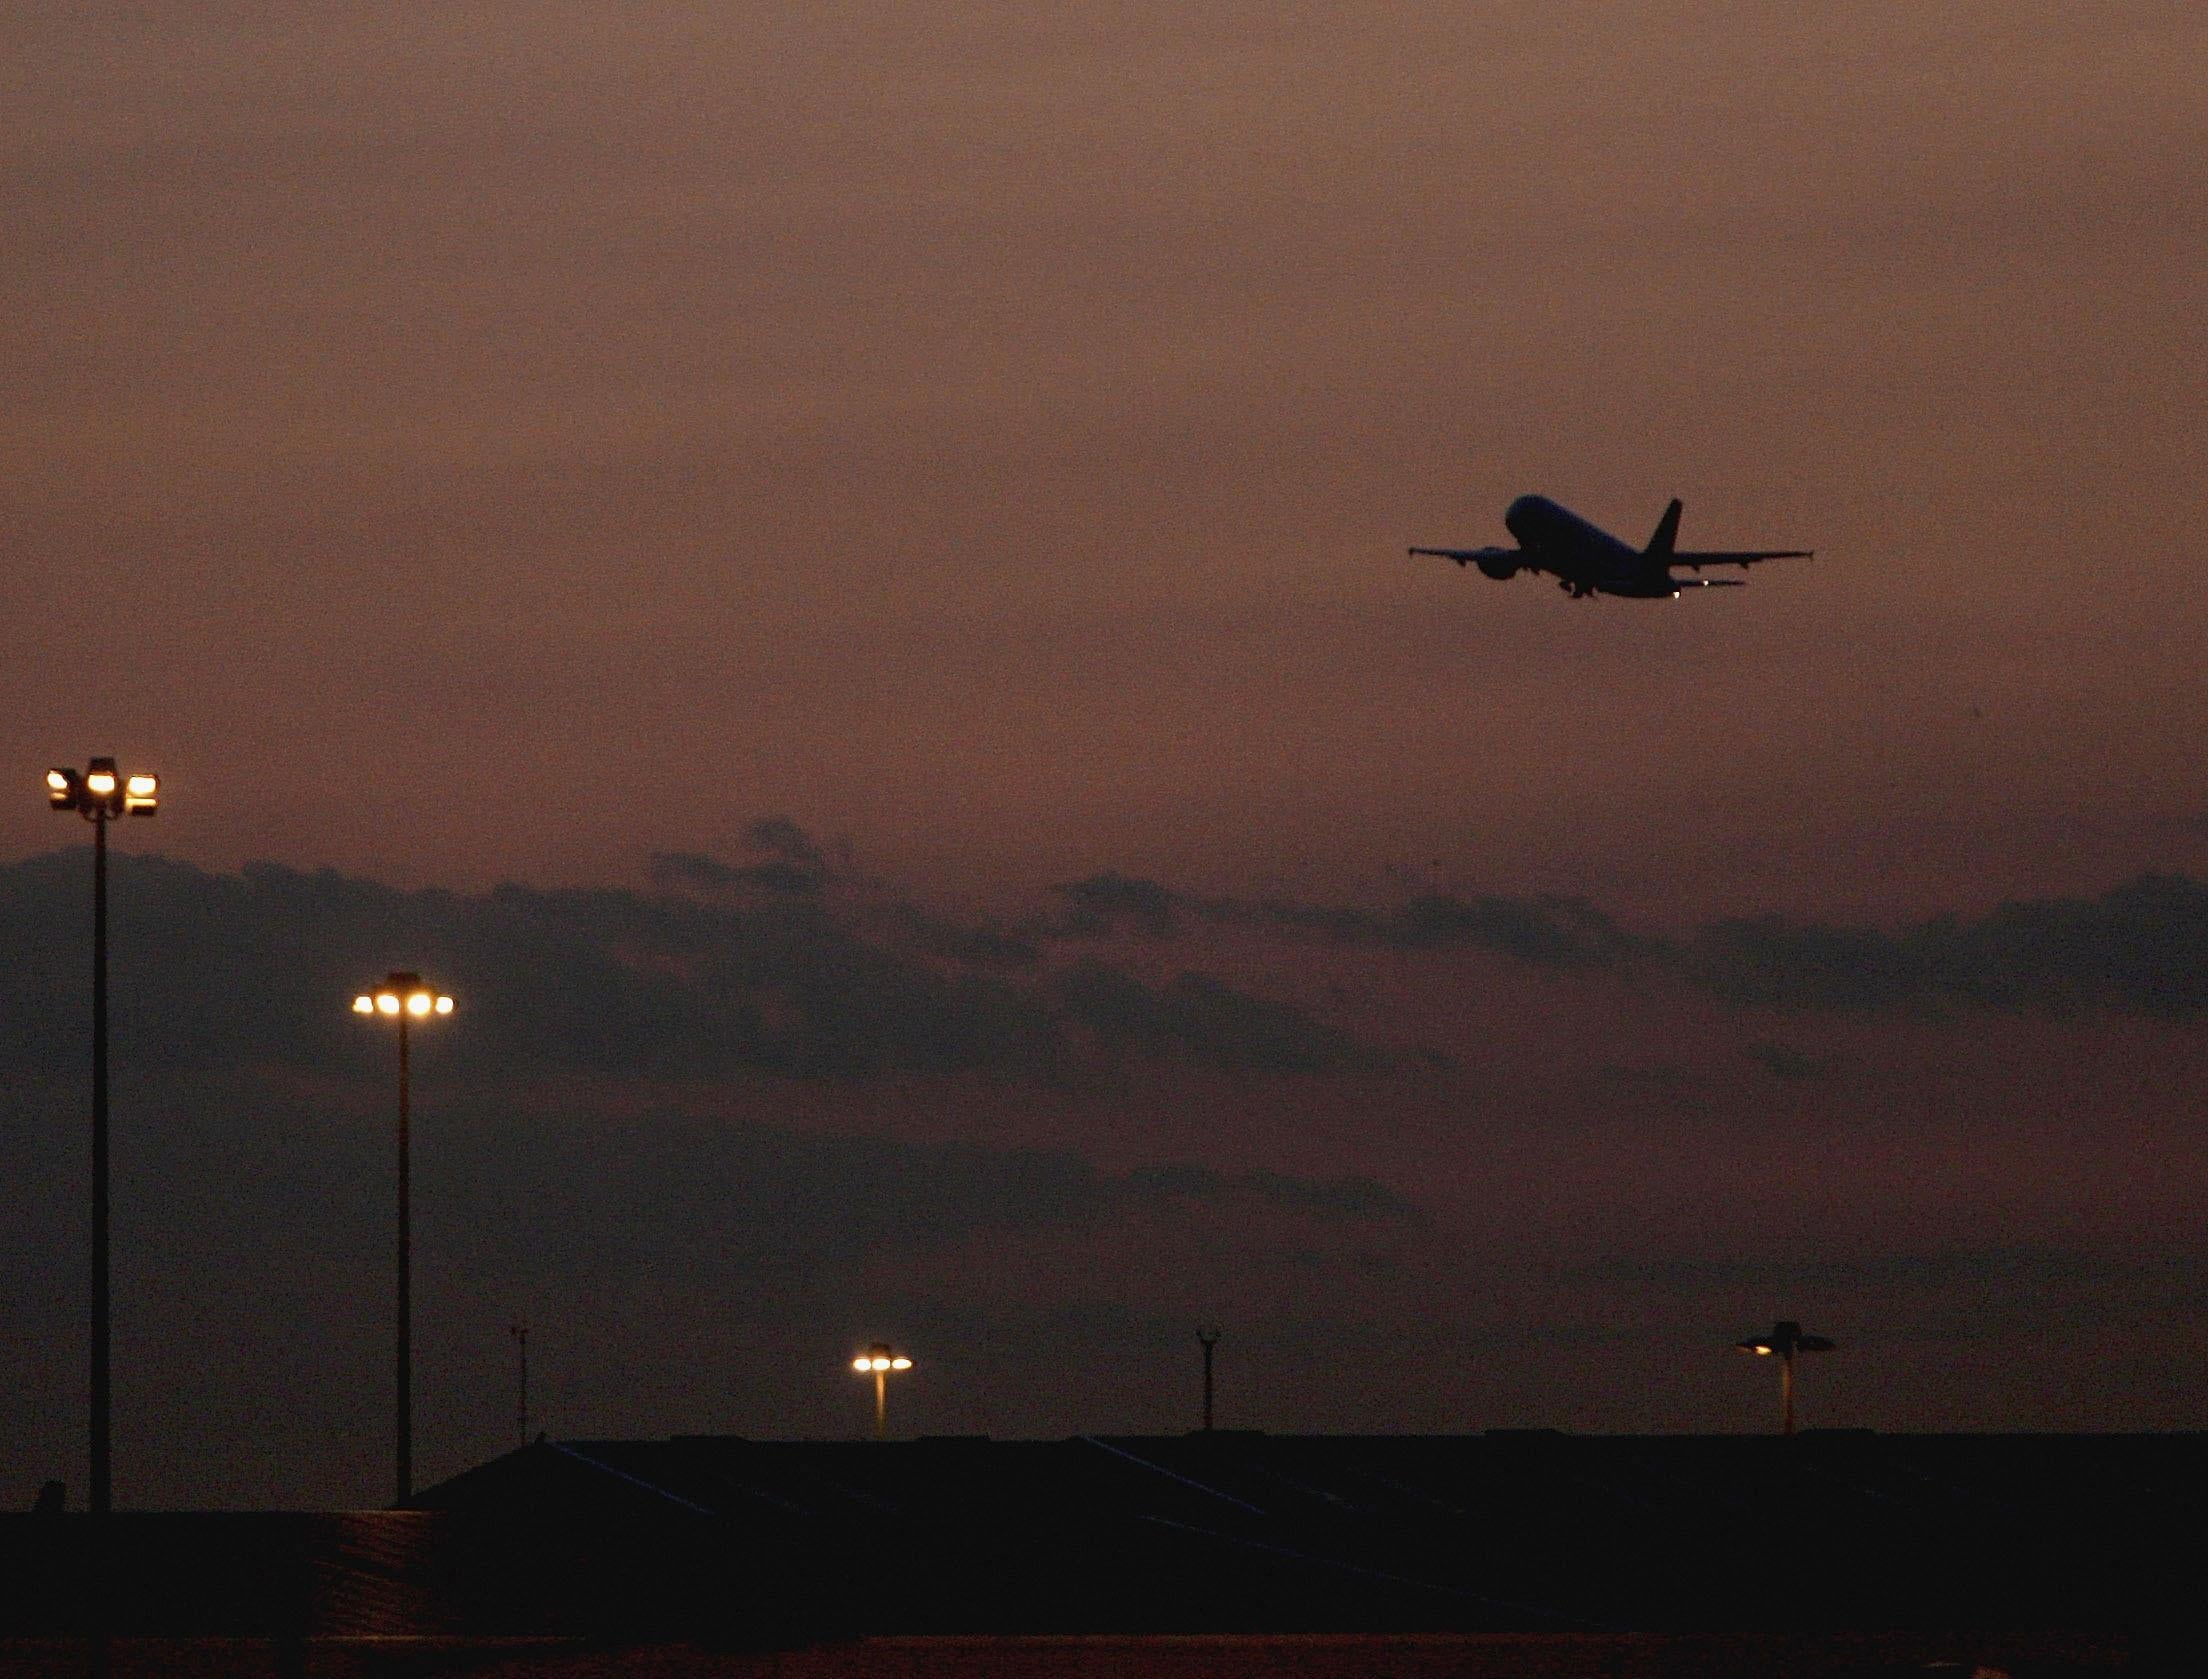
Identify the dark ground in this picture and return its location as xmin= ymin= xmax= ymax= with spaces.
xmin=0 ymin=1634 xmax=2154 ymax=1679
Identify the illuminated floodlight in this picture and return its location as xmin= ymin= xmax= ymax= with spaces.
xmin=853 ymin=1342 xmax=913 ymax=1439
xmin=45 ymin=758 xmax=156 ymax=819
xmin=356 ymin=972 xmax=453 ymax=1026
xmin=1733 ymin=1320 xmax=1836 ymax=1436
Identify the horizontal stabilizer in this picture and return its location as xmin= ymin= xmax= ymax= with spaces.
xmin=1672 ymin=549 xmax=1813 ymax=569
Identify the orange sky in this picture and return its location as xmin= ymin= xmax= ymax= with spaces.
xmin=5 ymin=2 xmax=2204 ymax=919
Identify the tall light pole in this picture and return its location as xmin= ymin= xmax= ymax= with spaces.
xmin=1734 ymin=1319 xmax=1837 ymax=1436
xmin=1197 ymin=1326 xmax=1221 ymax=1433
xmin=353 ymin=973 xmax=454 ymax=1506
xmin=851 ymin=1343 xmax=912 ymax=1439
xmin=45 ymin=758 xmax=157 ymax=1679
xmin=511 ymin=1322 xmax=529 ymax=1449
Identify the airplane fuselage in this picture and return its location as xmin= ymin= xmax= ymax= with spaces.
xmin=1501 ymin=495 xmax=1678 ymax=598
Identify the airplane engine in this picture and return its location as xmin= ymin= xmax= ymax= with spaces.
xmin=1476 ymin=555 xmax=1519 ymax=581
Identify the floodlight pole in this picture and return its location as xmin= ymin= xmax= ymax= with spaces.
xmin=1197 ymin=1328 xmax=1220 ymax=1433
xmin=89 ymin=805 xmax=111 ymax=1679
xmin=48 ymin=759 xmax=155 ymax=1679
xmin=90 ymin=807 xmax=110 ymax=1522
xmin=512 ymin=1323 xmax=529 ymax=1449
xmin=396 ymin=1009 xmax=412 ymax=1507
xmin=1735 ymin=1320 xmax=1834 ymax=1436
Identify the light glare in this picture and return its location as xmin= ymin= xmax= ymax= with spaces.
xmin=46 ymin=770 xmax=68 ymax=792
xmin=852 ymin=1357 xmax=870 ymax=1372
xmin=891 ymin=1357 xmax=911 ymax=1370
xmin=125 ymin=775 xmax=156 ymax=797
xmin=353 ymin=996 xmax=375 ymax=1014
xmin=406 ymin=992 xmax=433 ymax=1016
xmin=377 ymin=994 xmax=401 ymax=1015
xmin=434 ymin=995 xmax=455 ymax=1015
xmin=86 ymin=772 xmax=117 ymax=797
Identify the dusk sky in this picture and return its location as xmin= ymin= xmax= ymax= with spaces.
xmin=5 ymin=4 xmax=2207 ymax=1510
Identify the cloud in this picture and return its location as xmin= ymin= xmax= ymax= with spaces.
xmin=0 ymin=837 xmax=1382 ymax=1086
xmin=1051 ymin=959 xmax=1375 ymax=1075
xmin=1742 ymin=1042 xmax=1837 ymax=1083
xmin=1048 ymin=872 xmax=1180 ymax=937
xmin=648 ymin=815 xmax=831 ymax=900
xmin=1042 ymin=872 xmax=1650 ymax=965
xmin=1042 ymin=867 xmax=2208 ymax=1019
xmin=1686 ymin=874 xmax=2208 ymax=1015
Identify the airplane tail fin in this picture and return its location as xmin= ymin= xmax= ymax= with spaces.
xmin=1645 ymin=498 xmax=1682 ymax=559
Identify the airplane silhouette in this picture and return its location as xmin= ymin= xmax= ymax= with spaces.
xmin=1412 ymin=495 xmax=1811 ymax=599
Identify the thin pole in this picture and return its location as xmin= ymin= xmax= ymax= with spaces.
xmin=1781 ymin=1346 xmax=1796 ymax=1437
xmin=90 ymin=809 xmax=110 ymax=1678
xmin=873 ymin=1368 xmax=886 ymax=1440
xmin=396 ymin=1013 xmax=411 ymax=1507
xmin=1198 ymin=1329 xmax=1219 ymax=1433
xmin=513 ymin=1324 xmax=529 ymax=1449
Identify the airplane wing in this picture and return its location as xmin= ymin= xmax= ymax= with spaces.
xmin=1408 ymin=545 xmax=1531 ymax=569
xmin=1670 ymin=549 xmax=1813 ymax=570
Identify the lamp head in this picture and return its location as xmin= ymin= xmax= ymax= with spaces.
xmin=46 ymin=760 xmax=155 ymax=816
xmin=356 ymin=970 xmax=453 ymax=1022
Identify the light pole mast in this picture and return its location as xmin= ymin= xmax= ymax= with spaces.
xmin=512 ymin=1323 xmax=530 ymax=1449
xmin=354 ymin=974 xmax=454 ymax=1506
xmin=396 ymin=1003 xmax=411 ymax=1504
xmin=46 ymin=757 xmax=158 ymax=1679
xmin=1197 ymin=1327 xmax=1221 ymax=1433
xmin=90 ymin=801 xmax=109 ymax=1521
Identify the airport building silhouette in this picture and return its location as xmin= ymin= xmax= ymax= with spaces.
xmin=4 ymin=1430 xmax=2205 ymax=1645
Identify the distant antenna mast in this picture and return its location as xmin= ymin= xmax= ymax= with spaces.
xmin=1197 ymin=1326 xmax=1222 ymax=1432
xmin=510 ymin=1323 xmax=529 ymax=1448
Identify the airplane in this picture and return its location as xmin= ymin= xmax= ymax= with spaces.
xmin=1410 ymin=495 xmax=1812 ymax=599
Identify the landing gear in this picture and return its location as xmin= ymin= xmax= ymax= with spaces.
xmin=1558 ymin=580 xmax=1596 ymax=599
